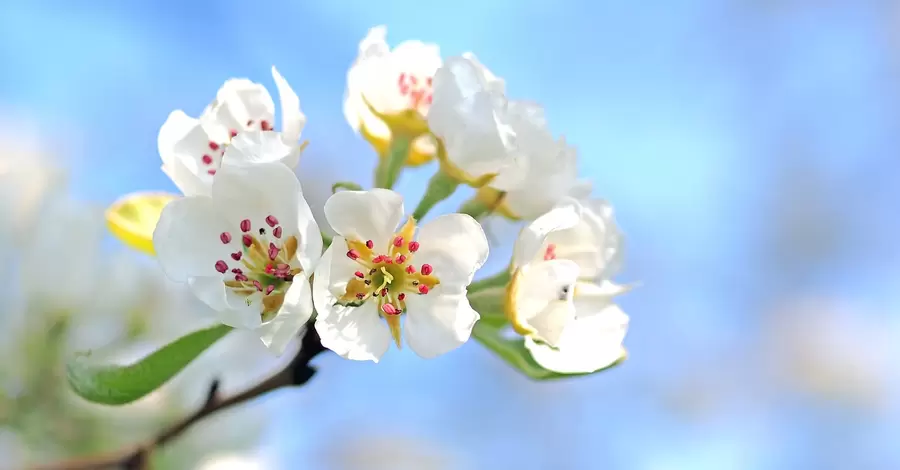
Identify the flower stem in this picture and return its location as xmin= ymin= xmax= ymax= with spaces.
xmin=458 ymin=197 xmax=488 ymax=219
xmin=468 ymin=269 xmax=511 ymax=293
xmin=332 ymin=181 xmax=363 ymax=193
xmin=374 ymin=136 xmax=411 ymax=189
xmin=412 ymin=171 xmax=460 ymax=221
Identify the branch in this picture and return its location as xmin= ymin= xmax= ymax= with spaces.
xmin=32 ymin=325 xmax=327 ymax=470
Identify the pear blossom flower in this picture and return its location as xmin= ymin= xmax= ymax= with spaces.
xmin=313 ymin=189 xmax=489 ymax=362
xmin=477 ymin=102 xmax=593 ymax=220
xmin=344 ymin=25 xmax=441 ymax=166
xmin=159 ymin=66 xmax=305 ymax=196
xmin=153 ymin=153 xmax=322 ymax=355
xmin=507 ymin=198 xmax=630 ymax=374
xmin=427 ymin=54 xmax=527 ymax=187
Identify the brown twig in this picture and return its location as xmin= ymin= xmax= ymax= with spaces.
xmin=31 ymin=325 xmax=327 ymax=470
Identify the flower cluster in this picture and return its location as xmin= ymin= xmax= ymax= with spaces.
xmin=138 ymin=25 xmax=632 ymax=372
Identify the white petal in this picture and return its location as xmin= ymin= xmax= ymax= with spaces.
xmin=189 ymin=277 xmax=261 ymax=329
xmin=503 ymin=135 xmax=579 ymax=219
xmin=221 ymin=130 xmax=295 ymax=168
xmin=209 ymin=78 xmax=276 ymax=131
xmin=428 ymin=56 xmax=515 ymax=178
xmin=547 ymin=198 xmax=623 ymax=279
xmin=513 ymin=198 xmax=582 ymax=268
xmin=152 ymin=196 xmax=232 ymax=282
xmin=157 ymin=110 xmax=215 ymax=196
xmin=257 ymin=278 xmax=313 ymax=355
xmin=525 ymin=304 xmax=629 ymax=374
xmin=404 ymin=285 xmax=479 ymax=359
xmin=513 ymin=259 xmax=580 ymax=346
xmin=323 ymin=189 xmax=403 ymax=246
xmin=271 ymin=66 xmax=306 ymax=157
xmin=211 ymin=162 xmax=320 ymax=270
xmin=413 ymin=214 xmax=489 ymax=288
xmin=313 ymin=244 xmax=391 ymax=362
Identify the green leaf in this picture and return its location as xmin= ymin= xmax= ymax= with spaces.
xmin=471 ymin=319 xmax=625 ymax=381
xmin=66 ymin=324 xmax=233 ymax=405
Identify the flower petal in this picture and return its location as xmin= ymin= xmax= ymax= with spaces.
xmin=188 ymin=276 xmax=262 ymax=329
xmin=313 ymin=244 xmax=392 ymax=362
xmin=547 ymin=198 xmax=622 ymax=280
xmin=512 ymin=198 xmax=582 ymax=268
xmin=404 ymin=284 xmax=479 ymax=359
xmin=413 ymin=214 xmax=489 ymax=287
xmin=208 ymin=78 xmax=276 ymax=132
xmin=512 ymin=259 xmax=580 ymax=346
xmin=257 ymin=278 xmax=313 ymax=355
xmin=221 ymin=130 xmax=295 ymax=168
xmin=525 ymin=304 xmax=629 ymax=374
xmin=152 ymin=196 xmax=232 ymax=282
xmin=157 ymin=110 xmax=215 ymax=196
xmin=271 ymin=66 xmax=306 ymax=158
xmin=211 ymin=162 xmax=319 ymax=271
xmin=323 ymin=189 xmax=403 ymax=246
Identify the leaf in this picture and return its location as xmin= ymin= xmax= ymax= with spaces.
xmin=106 ymin=191 xmax=179 ymax=256
xmin=471 ymin=319 xmax=625 ymax=381
xmin=67 ymin=324 xmax=233 ymax=405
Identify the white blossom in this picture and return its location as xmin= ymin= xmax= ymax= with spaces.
xmin=313 ymin=189 xmax=488 ymax=362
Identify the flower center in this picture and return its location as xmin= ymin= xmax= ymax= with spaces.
xmin=336 ymin=219 xmax=439 ymax=317
xmin=397 ymin=72 xmax=433 ymax=114
xmin=199 ymin=119 xmax=274 ymax=176
xmin=214 ymin=214 xmax=300 ymax=321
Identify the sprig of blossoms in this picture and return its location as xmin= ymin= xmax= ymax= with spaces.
xmin=131 ymin=26 xmax=633 ymax=377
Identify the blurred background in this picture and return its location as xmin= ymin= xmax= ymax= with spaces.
xmin=2 ymin=0 xmax=900 ymax=469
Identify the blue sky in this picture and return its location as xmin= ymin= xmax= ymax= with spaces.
xmin=2 ymin=1 xmax=899 ymax=468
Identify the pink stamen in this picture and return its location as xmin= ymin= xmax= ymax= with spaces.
xmin=273 ymin=226 xmax=283 ymax=238
xmin=420 ymin=264 xmax=433 ymax=276
xmin=202 ymin=155 xmax=213 ymax=165
xmin=393 ymin=236 xmax=404 ymax=247
xmin=215 ymin=260 xmax=228 ymax=273
xmin=231 ymin=251 xmax=242 ymax=261
xmin=408 ymin=241 xmax=420 ymax=252
xmin=544 ymin=244 xmax=557 ymax=261
xmin=240 ymin=219 xmax=251 ymax=232
xmin=356 ymin=293 xmax=366 ymax=299
xmin=347 ymin=249 xmax=360 ymax=260
xmin=372 ymin=255 xmax=386 ymax=263
xmin=268 ymin=243 xmax=279 ymax=260
xmin=235 ymin=273 xmax=249 ymax=282
xmin=207 ymin=169 xmax=216 ymax=175
xmin=260 ymin=120 xmax=272 ymax=131
xmin=232 ymin=268 xmax=243 ymax=274
xmin=208 ymin=141 xmax=220 ymax=151
xmin=418 ymin=284 xmax=429 ymax=294
xmin=365 ymin=239 xmax=374 ymax=249
xmin=380 ymin=288 xmax=388 ymax=297
xmin=220 ymin=232 xmax=232 ymax=244
xmin=396 ymin=254 xmax=406 ymax=264
xmin=242 ymin=234 xmax=252 ymax=247
xmin=405 ymin=265 xmax=416 ymax=274
xmin=381 ymin=303 xmax=399 ymax=315
xmin=398 ymin=293 xmax=406 ymax=301
xmin=229 ymin=129 xmax=238 ymax=138
xmin=253 ymin=280 xmax=262 ymax=291
xmin=265 ymin=215 xmax=279 ymax=227
xmin=265 ymin=285 xmax=275 ymax=295
xmin=355 ymin=271 xmax=365 ymax=278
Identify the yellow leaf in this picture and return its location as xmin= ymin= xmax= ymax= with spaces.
xmin=106 ymin=192 xmax=179 ymax=256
